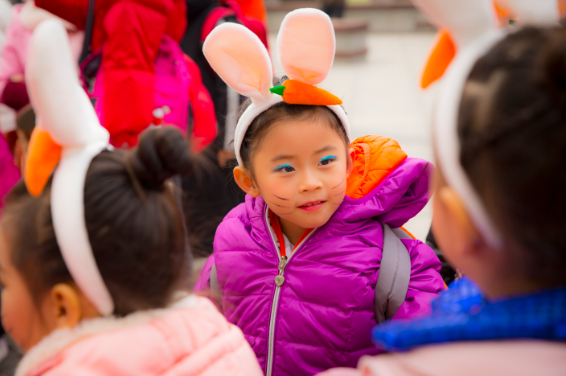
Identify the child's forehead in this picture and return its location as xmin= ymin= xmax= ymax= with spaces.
xmin=255 ymin=119 xmax=345 ymax=157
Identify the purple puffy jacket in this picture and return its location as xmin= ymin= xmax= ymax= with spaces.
xmin=196 ymin=157 xmax=444 ymax=376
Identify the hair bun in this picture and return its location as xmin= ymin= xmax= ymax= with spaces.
xmin=542 ymin=28 xmax=566 ymax=108
xmin=128 ymin=127 xmax=193 ymax=190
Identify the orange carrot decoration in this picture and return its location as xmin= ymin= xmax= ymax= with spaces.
xmin=421 ymin=29 xmax=456 ymax=89
xmin=270 ymin=79 xmax=342 ymax=106
xmin=25 ymin=127 xmax=63 ymax=197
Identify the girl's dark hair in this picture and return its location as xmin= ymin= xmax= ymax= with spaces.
xmin=458 ymin=27 xmax=566 ymax=285
xmin=238 ymin=77 xmax=349 ymax=173
xmin=1 ymin=127 xmax=193 ymax=316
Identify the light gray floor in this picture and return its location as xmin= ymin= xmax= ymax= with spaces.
xmin=270 ymin=31 xmax=439 ymax=240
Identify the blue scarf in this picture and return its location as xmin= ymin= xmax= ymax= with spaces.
xmin=372 ymin=278 xmax=566 ymax=351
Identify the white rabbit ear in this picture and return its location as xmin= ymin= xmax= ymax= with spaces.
xmin=496 ymin=0 xmax=559 ymax=26
xmin=203 ymin=23 xmax=273 ymax=103
xmin=413 ymin=0 xmax=496 ymax=48
xmin=277 ymin=8 xmax=335 ymax=85
xmin=25 ymin=19 xmax=108 ymax=148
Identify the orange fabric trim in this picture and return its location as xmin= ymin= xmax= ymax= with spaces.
xmin=399 ymin=226 xmax=416 ymax=240
xmin=269 ymin=210 xmax=287 ymax=257
xmin=25 ymin=127 xmax=62 ymax=197
xmin=295 ymin=228 xmax=314 ymax=249
xmin=346 ymin=135 xmax=408 ymax=199
xmin=268 ymin=209 xmax=313 ymax=257
xmin=421 ymin=29 xmax=456 ymax=89
xmin=282 ymin=80 xmax=342 ymax=106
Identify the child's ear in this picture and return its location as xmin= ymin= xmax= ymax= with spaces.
xmin=234 ymin=166 xmax=260 ymax=197
xmin=48 ymin=283 xmax=99 ymax=330
xmin=346 ymin=147 xmax=355 ymax=176
xmin=437 ymin=185 xmax=482 ymax=255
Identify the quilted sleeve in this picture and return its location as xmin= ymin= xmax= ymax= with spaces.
xmin=393 ymin=239 xmax=445 ymax=319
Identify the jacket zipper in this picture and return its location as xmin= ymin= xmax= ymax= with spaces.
xmin=265 ymin=208 xmax=315 ymax=376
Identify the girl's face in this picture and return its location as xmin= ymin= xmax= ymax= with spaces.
xmin=0 ymin=231 xmax=50 ymax=352
xmin=249 ymin=119 xmax=352 ymax=231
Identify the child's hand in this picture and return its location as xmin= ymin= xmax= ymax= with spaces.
xmin=9 ymin=74 xmax=24 ymax=83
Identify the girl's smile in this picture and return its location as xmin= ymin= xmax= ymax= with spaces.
xmin=298 ymin=200 xmax=326 ymax=211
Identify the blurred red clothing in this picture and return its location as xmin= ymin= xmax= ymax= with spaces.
xmin=35 ymin=0 xmax=187 ymax=147
xmin=233 ymin=0 xmax=267 ymax=24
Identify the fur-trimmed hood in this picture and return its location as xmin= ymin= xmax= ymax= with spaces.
xmin=17 ymin=296 xmax=263 ymax=376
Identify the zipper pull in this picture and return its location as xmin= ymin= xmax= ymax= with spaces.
xmin=274 ymin=256 xmax=287 ymax=286
xmin=279 ymin=256 xmax=287 ymax=271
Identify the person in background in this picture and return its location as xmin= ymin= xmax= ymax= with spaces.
xmin=180 ymin=0 xmax=268 ymax=261
xmin=0 ymin=0 xmax=20 ymax=220
xmin=1 ymin=19 xmax=263 ymax=376
xmin=33 ymin=0 xmax=187 ymax=148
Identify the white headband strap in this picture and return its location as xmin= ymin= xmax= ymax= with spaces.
xmin=51 ymin=143 xmax=114 ymax=315
xmin=233 ymin=97 xmax=351 ymax=166
xmin=26 ymin=20 xmax=114 ymax=315
xmin=434 ymin=29 xmax=506 ymax=249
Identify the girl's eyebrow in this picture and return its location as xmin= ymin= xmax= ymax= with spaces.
xmin=271 ymin=155 xmax=295 ymax=162
xmin=315 ymin=145 xmax=338 ymax=154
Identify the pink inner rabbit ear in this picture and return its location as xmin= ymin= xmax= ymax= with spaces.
xmin=413 ymin=0 xmax=496 ymax=49
xmin=26 ymin=19 xmax=108 ymax=147
xmin=277 ymin=8 xmax=335 ymax=85
xmin=496 ymin=0 xmax=559 ymax=26
xmin=203 ymin=23 xmax=273 ymax=103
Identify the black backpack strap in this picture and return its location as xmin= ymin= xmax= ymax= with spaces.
xmin=374 ymin=224 xmax=411 ymax=323
xmin=79 ymin=0 xmax=96 ymax=64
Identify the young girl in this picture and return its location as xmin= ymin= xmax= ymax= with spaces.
xmin=320 ymin=0 xmax=566 ymax=375
xmin=0 ymin=19 xmax=262 ymax=376
xmin=195 ymin=9 xmax=445 ymax=376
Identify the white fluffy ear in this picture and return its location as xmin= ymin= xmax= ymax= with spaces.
xmin=277 ymin=8 xmax=335 ymax=85
xmin=203 ymin=23 xmax=273 ymax=103
xmin=25 ymin=19 xmax=108 ymax=147
xmin=413 ymin=0 xmax=496 ymax=48
xmin=497 ymin=0 xmax=559 ymax=26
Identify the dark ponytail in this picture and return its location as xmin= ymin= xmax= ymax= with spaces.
xmin=2 ymin=127 xmax=194 ymax=316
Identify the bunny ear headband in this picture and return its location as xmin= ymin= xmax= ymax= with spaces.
xmin=203 ymin=8 xmax=350 ymax=166
xmin=414 ymin=0 xmax=558 ymax=248
xmin=24 ymin=20 xmax=114 ymax=315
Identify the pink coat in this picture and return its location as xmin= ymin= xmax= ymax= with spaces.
xmin=317 ymin=341 xmax=566 ymax=376
xmin=16 ymin=296 xmax=263 ymax=376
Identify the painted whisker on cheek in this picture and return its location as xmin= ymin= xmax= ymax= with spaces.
xmin=331 ymin=178 xmax=345 ymax=190
xmin=273 ymin=194 xmax=290 ymax=201
xmin=332 ymin=189 xmax=346 ymax=196
xmin=268 ymin=200 xmax=291 ymax=208
xmin=277 ymin=211 xmax=294 ymax=215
